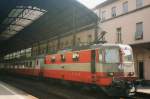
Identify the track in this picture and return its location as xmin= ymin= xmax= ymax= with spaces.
xmin=0 ymin=76 xmax=150 ymax=99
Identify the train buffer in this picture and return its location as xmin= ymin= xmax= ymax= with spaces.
xmin=0 ymin=81 xmax=37 ymax=99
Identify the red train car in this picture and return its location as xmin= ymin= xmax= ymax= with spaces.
xmin=3 ymin=44 xmax=137 ymax=97
xmin=44 ymin=44 xmax=136 ymax=96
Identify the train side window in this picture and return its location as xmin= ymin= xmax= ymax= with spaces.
xmin=25 ymin=62 xmax=27 ymax=67
xmin=23 ymin=62 xmax=25 ymax=67
xmin=27 ymin=61 xmax=30 ymax=67
xmin=51 ymin=55 xmax=56 ymax=63
xmin=61 ymin=54 xmax=66 ymax=62
xmin=104 ymin=48 xmax=120 ymax=63
xmin=36 ymin=60 xmax=38 ymax=66
xmin=26 ymin=62 xmax=28 ymax=67
xmin=27 ymin=62 xmax=29 ymax=67
xmin=24 ymin=62 xmax=25 ymax=67
xmin=72 ymin=52 xmax=79 ymax=62
xmin=30 ymin=61 xmax=32 ymax=67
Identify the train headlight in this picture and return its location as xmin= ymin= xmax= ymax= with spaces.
xmin=108 ymin=72 xmax=114 ymax=77
xmin=129 ymin=86 xmax=135 ymax=93
xmin=128 ymin=72 xmax=134 ymax=76
xmin=118 ymin=64 xmax=123 ymax=70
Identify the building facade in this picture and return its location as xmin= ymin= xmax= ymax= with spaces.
xmin=94 ymin=0 xmax=150 ymax=80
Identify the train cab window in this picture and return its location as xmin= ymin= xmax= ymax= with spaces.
xmin=72 ymin=52 xmax=79 ymax=62
xmin=51 ymin=55 xmax=56 ymax=63
xmin=61 ymin=54 xmax=66 ymax=62
xmin=103 ymin=48 xmax=120 ymax=63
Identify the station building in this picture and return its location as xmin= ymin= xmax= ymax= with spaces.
xmin=31 ymin=27 xmax=96 ymax=56
xmin=93 ymin=0 xmax=150 ymax=81
xmin=2 ymin=0 xmax=150 ymax=83
xmin=1 ymin=0 xmax=98 ymax=70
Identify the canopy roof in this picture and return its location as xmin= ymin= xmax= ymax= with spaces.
xmin=0 ymin=0 xmax=98 ymax=55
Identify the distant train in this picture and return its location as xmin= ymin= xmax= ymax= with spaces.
xmin=1 ymin=44 xmax=137 ymax=97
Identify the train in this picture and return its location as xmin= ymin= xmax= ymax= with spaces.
xmin=0 ymin=44 xmax=137 ymax=97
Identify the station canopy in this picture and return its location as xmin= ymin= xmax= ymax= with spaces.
xmin=0 ymin=0 xmax=98 ymax=55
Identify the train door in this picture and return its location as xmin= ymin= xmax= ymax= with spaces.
xmin=138 ymin=61 xmax=144 ymax=79
xmin=39 ymin=58 xmax=44 ymax=77
xmin=32 ymin=58 xmax=40 ymax=76
xmin=35 ymin=59 xmax=40 ymax=68
xmin=91 ymin=50 xmax=96 ymax=73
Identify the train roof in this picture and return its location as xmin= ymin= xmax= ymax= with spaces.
xmin=90 ymin=43 xmax=130 ymax=49
xmin=56 ymin=43 xmax=131 ymax=54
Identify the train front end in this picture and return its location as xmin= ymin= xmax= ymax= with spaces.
xmin=96 ymin=44 xmax=137 ymax=97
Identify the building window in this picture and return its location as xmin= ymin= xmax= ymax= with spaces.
xmin=111 ymin=7 xmax=116 ymax=17
xmin=51 ymin=45 xmax=54 ymax=50
xmin=116 ymin=28 xmax=122 ymax=43
xmin=70 ymin=39 xmax=73 ymax=46
xmin=61 ymin=42 xmax=64 ymax=48
xmin=87 ymin=34 xmax=92 ymax=44
xmin=77 ymin=37 xmax=81 ymax=45
xmin=123 ymin=1 xmax=128 ymax=13
xmin=53 ymin=45 xmax=55 ymax=50
xmin=136 ymin=0 xmax=143 ymax=8
xmin=101 ymin=11 xmax=106 ymax=20
xmin=65 ymin=41 xmax=69 ymax=46
xmin=135 ymin=22 xmax=143 ymax=40
xmin=48 ymin=44 xmax=51 ymax=50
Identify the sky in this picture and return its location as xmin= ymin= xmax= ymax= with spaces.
xmin=77 ymin=0 xmax=106 ymax=9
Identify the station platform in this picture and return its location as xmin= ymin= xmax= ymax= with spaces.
xmin=136 ymin=86 xmax=150 ymax=94
xmin=0 ymin=81 xmax=37 ymax=99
